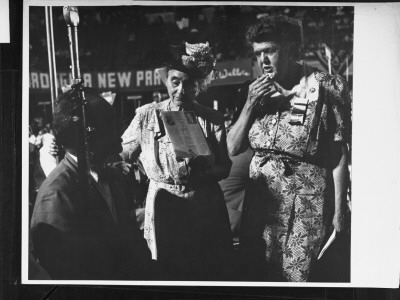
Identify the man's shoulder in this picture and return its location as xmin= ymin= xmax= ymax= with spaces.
xmin=36 ymin=159 xmax=76 ymax=199
xmin=32 ymin=159 xmax=78 ymax=230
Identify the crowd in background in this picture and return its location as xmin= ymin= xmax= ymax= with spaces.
xmin=29 ymin=6 xmax=353 ymax=127
xmin=29 ymin=6 xmax=353 ymax=72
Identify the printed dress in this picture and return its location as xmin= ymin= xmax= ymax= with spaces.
xmin=120 ymin=100 xmax=232 ymax=279
xmin=247 ymin=65 xmax=351 ymax=282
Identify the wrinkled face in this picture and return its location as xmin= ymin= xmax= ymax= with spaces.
xmin=252 ymin=41 xmax=290 ymax=82
xmin=166 ymin=70 xmax=198 ymax=106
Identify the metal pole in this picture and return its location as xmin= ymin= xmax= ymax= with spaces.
xmin=66 ymin=25 xmax=76 ymax=78
xmin=73 ymin=27 xmax=81 ymax=79
xmin=45 ymin=6 xmax=59 ymax=164
xmin=63 ymin=6 xmax=91 ymax=199
xmin=45 ymin=6 xmax=58 ymax=116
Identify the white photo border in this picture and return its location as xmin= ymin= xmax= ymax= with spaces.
xmin=21 ymin=0 xmax=400 ymax=288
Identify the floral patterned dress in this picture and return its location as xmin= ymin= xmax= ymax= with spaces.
xmin=247 ymin=65 xmax=351 ymax=282
xmin=120 ymin=99 xmax=232 ymax=279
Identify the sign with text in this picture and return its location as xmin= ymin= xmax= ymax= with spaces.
xmin=29 ymin=59 xmax=253 ymax=92
xmin=209 ymin=58 xmax=252 ymax=86
xmin=29 ymin=69 xmax=163 ymax=92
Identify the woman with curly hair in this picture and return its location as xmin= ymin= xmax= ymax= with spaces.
xmin=228 ymin=16 xmax=351 ymax=282
xmin=120 ymin=42 xmax=233 ymax=280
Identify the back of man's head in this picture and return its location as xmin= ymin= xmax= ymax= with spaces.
xmin=53 ymin=88 xmax=121 ymax=160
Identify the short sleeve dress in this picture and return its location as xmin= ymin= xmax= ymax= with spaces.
xmin=121 ymin=100 xmax=233 ymax=280
xmin=247 ymin=64 xmax=352 ymax=282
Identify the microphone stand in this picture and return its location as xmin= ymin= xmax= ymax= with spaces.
xmin=45 ymin=6 xmax=59 ymax=164
xmin=63 ymin=6 xmax=91 ymax=200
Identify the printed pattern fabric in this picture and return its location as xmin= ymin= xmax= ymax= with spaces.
xmin=121 ymin=100 xmax=231 ymax=260
xmin=248 ymin=66 xmax=351 ymax=282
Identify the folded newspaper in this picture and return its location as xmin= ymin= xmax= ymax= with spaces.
xmin=160 ymin=111 xmax=211 ymax=160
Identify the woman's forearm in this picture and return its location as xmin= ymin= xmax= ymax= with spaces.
xmin=120 ymin=112 xmax=142 ymax=163
xmin=332 ymin=144 xmax=349 ymax=232
xmin=228 ymin=75 xmax=277 ymax=155
xmin=227 ymin=104 xmax=254 ymax=156
xmin=332 ymin=144 xmax=349 ymax=210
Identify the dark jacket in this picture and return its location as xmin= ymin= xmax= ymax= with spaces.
xmin=30 ymin=153 xmax=153 ymax=280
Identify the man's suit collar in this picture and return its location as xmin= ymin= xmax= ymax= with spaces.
xmin=64 ymin=152 xmax=121 ymax=227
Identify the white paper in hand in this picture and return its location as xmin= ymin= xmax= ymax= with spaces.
xmin=161 ymin=111 xmax=211 ymax=160
xmin=318 ymin=229 xmax=336 ymax=260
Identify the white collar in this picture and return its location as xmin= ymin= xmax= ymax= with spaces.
xmin=68 ymin=152 xmax=99 ymax=183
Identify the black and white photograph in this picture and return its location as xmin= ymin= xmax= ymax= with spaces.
xmin=185 ymin=112 xmax=197 ymax=124
xmin=26 ymin=2 xmax=353 ymax=283
xmin=20 ymin=1 xmax=400 ymax=288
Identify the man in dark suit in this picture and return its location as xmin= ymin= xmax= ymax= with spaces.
xmin=30 ymin=89 xmax=153 ymax=280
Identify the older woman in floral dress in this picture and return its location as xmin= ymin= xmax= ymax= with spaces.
xmin=120 ymin=42 xmax=233 ymax=280
xmin=228 ymin=16 xmax=351 ymax=282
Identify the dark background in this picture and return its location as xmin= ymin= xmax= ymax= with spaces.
xmin=28 ymin=4 xmax=353 ymax=128
xmin=1 ymin=0 xmax=399 ymax=299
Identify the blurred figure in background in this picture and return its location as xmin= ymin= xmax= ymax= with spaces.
xmin=29 ymin=123 xmax=58 ymax=221
xmin=38 ymin=130 xmax=58 ymax=177
xmin=219 ymin=105 xmax=253 ymax=247
xmin=152 ymin=91 xmax=163 ymax=104
xmin=218 ymin=140 xmax=253 ymax=248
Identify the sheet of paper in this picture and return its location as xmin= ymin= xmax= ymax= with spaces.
xmin=161 ymin=111 xmax=211 ymax=160
xmin=318 ymin=229 xmax=336 ymax=260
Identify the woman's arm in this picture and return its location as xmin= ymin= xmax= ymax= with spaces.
xmin=227 ymin=102 xmax=255 ymax=156
xmin=227 ymin=75 xmax=274 ymax=155
xmin=120 ymin=111 xmax=143 ymax=163
xmin=332 ymin=143 xmax=349 ymax=232
xmin=328 ymin=75 xmax=352 ymax=232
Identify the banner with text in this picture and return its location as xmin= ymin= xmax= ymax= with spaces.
xmin=208 ymin=58 xmax=252 ymax=86
xmin=29 ymin=59 xmax=253 ymax=92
